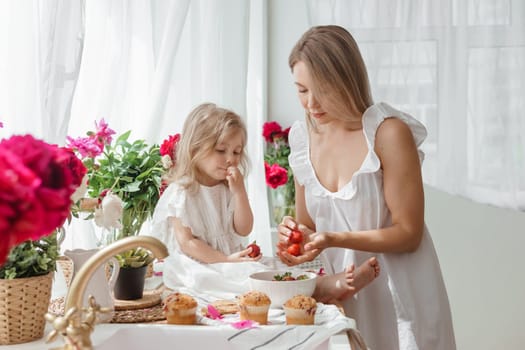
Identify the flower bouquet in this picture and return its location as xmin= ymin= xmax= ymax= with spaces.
xmin=67 ymin=120 xmax=164 ymax=242
xmin=262 ymin=121 xmax=295 ymax=225
xmin=67 ymin=120 xmax=177 ymax=291
xmin=0 ymin=131 xmax=86 ymax=344
xmin=0 ymin=134 xmax=86 ymax=277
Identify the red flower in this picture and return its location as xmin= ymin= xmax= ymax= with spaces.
xmin=160 ymin=133 xmax=181 ymax=161
xmin=264 ymin=162 xmax=288 ymax=189
xmin=97 ymin=188 xmax=110 ymax=204
xmin=262 ymin=121 xmax=282 ymax=142
xmin=159 ymin=179 xmax=169 ymax=196
xmin=62 ymin=147 xmax=87 ymax=187
xmin=282 ymin=127 xmax=290 ymax=142
xmin=0 ymin=135 xmax=86 ymax=265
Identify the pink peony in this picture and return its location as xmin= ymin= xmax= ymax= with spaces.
xmin=66 ymin=135 xmax=103 ymax=158
xmin=94 ymin=118 xmax=116 ymax=146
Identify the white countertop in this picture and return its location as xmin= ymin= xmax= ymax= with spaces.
xmin=3 ymin=323 xmax=352 ymax=350
xmin=2 ymin=267 xmax=355 ymax=349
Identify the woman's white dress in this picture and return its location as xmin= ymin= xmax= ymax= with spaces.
xmin=149 ymin=182 xmax=273 ymax=300
xmin=288 ymin=102 xmax=456 ymax=350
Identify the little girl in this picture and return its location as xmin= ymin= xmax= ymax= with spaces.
xmin=152 ymin=102 xmax=259 ymax=263
xmin=151 ymin=103 xmax=265 ymax=299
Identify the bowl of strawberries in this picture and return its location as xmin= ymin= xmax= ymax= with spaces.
xmin=248 ymin=270 xmax=317 ymax=308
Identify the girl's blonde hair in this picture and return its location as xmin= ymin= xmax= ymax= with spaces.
xmin=171 ymin=103 xmax=249 ymax=192
xmin=288 ymin=25 xmax=373 ymax=130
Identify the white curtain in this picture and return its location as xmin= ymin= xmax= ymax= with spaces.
xmin=307 ymin=0 xmax=525 ymax=211
xmin=0 ymin=0 xmax=272 ymax=251
xmin=0 ymin=0 xmax=84 ymax=143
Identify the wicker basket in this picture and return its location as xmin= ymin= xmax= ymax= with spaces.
xmin=0 ymin=272 xmax=53 ymax=345
xmin=56 ymin=256 xmax=73 ymax=287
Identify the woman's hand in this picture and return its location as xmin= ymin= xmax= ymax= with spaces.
xmin=275 ymin=216 xmax=320 ymax=266
xmin=304 ymin=232 xmax=332 ymax=251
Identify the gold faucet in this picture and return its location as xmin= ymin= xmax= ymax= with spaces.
xmin=45 ymin=236 xmax=169 ymax=350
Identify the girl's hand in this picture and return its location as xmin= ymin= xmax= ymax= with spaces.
xmin=226 ymin=247 xmax=262 ymax=262
xmin=226 ymin=166 xmax=245 ymax=195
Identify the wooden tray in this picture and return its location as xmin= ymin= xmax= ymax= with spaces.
xmin=114 ymin=288 xmax=162 ymax=311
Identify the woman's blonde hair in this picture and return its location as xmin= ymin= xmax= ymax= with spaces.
xmin=288 ymin=25 xmax=373 ymax=129
xmin=170 ymin=103 xmax=249 ymax=192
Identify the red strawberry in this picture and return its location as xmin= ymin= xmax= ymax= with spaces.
xmin=247 ymin=241 xmax=261 ymax=258
xmin=288 ymin=229 xmax=303 ymax=244
xmin=287 ymin=243 xmax=301 ymax=257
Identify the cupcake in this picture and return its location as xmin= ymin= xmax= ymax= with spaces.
xmin=283 ymin=295 xmax=317 ymax=325
xmin=238 ymin=290 xmax=271 ymax=325
xmin=163 ymin=292 xmax=198 ymax=325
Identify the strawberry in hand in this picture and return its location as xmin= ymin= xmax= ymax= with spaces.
xmin=288 ymin=229 xmax=303 ymax=244
xmin=287 ymin=243 xmax=301 ymax=257
xmin=247 ymin=241 xmax=261 ymax=258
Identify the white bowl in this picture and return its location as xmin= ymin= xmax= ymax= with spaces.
xmin=248 ymin=270 xmax=317 ymax=308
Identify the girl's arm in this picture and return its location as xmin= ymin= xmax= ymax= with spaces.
xmin=172 ymin=217 xmax=228 ymax=263
xmin=227 ymin=166 xmax=253 ymax=236
xmin=305 ymin=117 xmax=425 ymax=254
xmin=171 ymin=217 xmax=257 ymax=263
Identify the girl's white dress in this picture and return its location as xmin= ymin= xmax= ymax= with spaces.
xmin=288 ymin=102 xmax=456 ymax=350
xmin=149 ymin=182 xmax=273 ymax=300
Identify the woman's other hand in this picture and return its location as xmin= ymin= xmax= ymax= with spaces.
xmin=304 ymin=232 xmax=331 ymax=252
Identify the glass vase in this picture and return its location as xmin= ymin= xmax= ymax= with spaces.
xmin=268 ymin=184 xmax=295 ymax=226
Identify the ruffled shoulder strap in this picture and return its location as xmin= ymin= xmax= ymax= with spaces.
xmin=362 ymin=102 xmax=428 ymax=165
xmin=288 ymin=121 xmax=316 ymax=188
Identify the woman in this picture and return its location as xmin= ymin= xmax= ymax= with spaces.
xmin=276 ymin=25 xmax=456 ymax=350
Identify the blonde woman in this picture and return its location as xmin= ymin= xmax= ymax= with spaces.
xmin=276 ymin=25 xmax=456 ymax=350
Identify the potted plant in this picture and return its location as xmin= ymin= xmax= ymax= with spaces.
xmin=0 ymin=132 xmax=86 ymax=344
xmin=113 ymin=247 xmax=154 ymax=300
xmin=262 ymin=121 xmax=295 ymax=225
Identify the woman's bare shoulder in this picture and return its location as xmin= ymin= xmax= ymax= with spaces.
xmin=375 ymin=117 xmax=414 ymax=150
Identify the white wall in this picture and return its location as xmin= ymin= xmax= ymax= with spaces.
xmin=267 ymin=1 xmax=525 ymax=349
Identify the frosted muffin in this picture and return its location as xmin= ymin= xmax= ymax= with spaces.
xmin=283 ymin=295 xmax=317 ymax=325
xmin=163 ymin=292 xmax=198 ymax=325
xmin=238 ymin=290 xmax=271 ymax=325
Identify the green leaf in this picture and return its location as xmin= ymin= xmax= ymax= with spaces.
xmin=0 ymin=231 xmax=58 ymax=279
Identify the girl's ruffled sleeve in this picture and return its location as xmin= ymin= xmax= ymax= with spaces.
xmin=149 ymin=183 xmax=188 ymax=253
